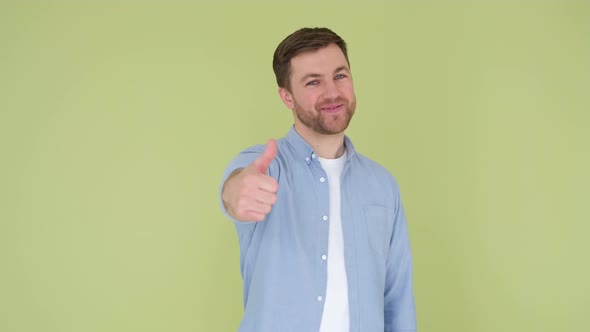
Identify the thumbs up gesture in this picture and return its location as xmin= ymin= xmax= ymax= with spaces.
xmin=221 ymin=140 xmax=279 ymax=222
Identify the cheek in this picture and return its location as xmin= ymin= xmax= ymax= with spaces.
xmin=343 ymin=82 xmax=355 ymax=96
xmin=301 ymin=92 xmax=321 ymax=108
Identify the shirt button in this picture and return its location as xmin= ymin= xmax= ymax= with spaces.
xmin=312 ymin=153 xmax=316 ymax=159
xmin=321 ymin=254 xmax=327 ymax=260
xmin=305 ymin=157 xmax=310 ymax=162
xmin=320 ymin=177 xmax=325 ymax=182
xmin=322 ymin=215 xmax=328 ymax=221
xmin=317 ymin=296 xmax=323 ymax=302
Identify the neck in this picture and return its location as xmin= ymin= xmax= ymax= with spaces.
xmin=294 ymin=123 xmax=346 ymax=159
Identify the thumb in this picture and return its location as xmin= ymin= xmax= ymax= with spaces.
xmin=252 ymin=139 xmax=278 ymax=174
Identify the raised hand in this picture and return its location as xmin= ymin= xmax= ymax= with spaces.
xmin=221 ymin=139 xmax=279 ymax=222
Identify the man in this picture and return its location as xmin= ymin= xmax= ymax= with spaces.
xmin=220 ymin=27 xmax=416 ymax=332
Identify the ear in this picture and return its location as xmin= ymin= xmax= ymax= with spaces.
xmin=278 ymin=87 xmax=295 ymax=110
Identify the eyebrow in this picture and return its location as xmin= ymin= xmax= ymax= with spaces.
xmin=300 ymin=66 xmax=350 ymax=83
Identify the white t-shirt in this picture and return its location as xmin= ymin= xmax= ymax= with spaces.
xmin=318 ymin=150 xmax=349 ymax=332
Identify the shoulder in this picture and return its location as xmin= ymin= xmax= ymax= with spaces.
xmin=229 ymin=139 xmax=289 ymax=180
xmin=238 ymin=137 xmax=289 ymax=156
xmin=238 ymin=143 xmax=267 ymax=155
xmin=222 ymin=143 xmax=269 ymax=181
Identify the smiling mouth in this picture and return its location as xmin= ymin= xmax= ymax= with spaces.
xmin=320 ymin=104 xmax=344 ymax=113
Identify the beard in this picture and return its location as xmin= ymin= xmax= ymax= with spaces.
xmin=293 ymin=96 xmax=356 ymax=135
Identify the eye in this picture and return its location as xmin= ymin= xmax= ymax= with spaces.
xmin=305 ymin=80 xmax=319 ymax=86
xmin=335 ymin=74 xmax=347 ymax=80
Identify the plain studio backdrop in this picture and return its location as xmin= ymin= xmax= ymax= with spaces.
xmin=1 ymin=1 xmax=588 ymax=331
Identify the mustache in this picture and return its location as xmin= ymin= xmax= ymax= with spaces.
xmin=316 ymin=97 xmax=348 ymax=109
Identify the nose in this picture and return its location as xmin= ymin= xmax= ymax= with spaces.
xmin=321 ymin=79 xmax=341 ymax=100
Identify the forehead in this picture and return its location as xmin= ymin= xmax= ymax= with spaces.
xmin=289 ymin=43 xmax=349 ymax=78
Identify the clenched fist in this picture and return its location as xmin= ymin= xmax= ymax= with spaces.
xmin=221 ymin=140 xmax=279 ymax=222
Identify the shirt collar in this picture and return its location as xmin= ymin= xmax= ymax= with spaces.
xmin=285 ymin=125 xmax=357 ymax=165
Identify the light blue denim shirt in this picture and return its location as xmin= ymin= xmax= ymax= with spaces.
xmin=220 ymin=126 xmax=416 ymax=332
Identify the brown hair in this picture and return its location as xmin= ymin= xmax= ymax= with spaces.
xmin=272 ymin=27 xmax=349 ymax=91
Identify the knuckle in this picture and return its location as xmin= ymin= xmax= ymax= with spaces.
xmin=248 ymin=212 xmax=261 ymax=222
xmin=237 ymin=201 xmax=251 ymax=214
xmin=246 ymin=174 xmax=262 ymax=188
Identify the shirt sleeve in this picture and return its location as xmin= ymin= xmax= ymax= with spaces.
xmin=384 ymin=179 xmax=417 ymax=332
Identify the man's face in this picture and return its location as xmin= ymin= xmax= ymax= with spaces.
xmin=281 ymin=43 xmax=356 ymax=135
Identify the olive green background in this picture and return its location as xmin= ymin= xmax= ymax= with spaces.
xmin=1 ymin=1 xmax=588 ymax=331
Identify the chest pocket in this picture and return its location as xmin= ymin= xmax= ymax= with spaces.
xmin=363 ymin=205 xmax=395 ymax=257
